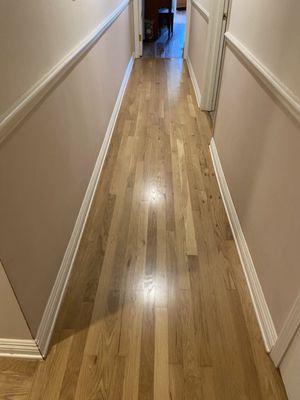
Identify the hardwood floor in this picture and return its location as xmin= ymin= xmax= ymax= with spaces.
xmin=0 ymin=59 xmax=287 ymax=399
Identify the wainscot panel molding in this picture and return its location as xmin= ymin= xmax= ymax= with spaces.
xmin=35 ymin=55 xmax=134 ymax=357
xmin=209 ymin=138 xmax=278 ymax=353
xmin=0 ymin=339 xmax=42 ymax=359
xmin=271 ymin=293 xmax=300 ymax=366
xmin=0 ymin=0 xmax=131 ymax=145
xmin=186 ymin=56 xmax=202 ymax=108
xmin=225 ymin=32 xmax=300 ymax=123
xmin=191 ymin=0 xmax=209 ymax=22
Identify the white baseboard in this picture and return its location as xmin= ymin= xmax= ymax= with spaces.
xmin=186 ymin=56 xmax=202 ymax=108
xmin=209 ymin=138 xmax=277 ymax=352
xmin=35 ymin=55 xmax=134 ymax=357
xmin=271 ymin=293 xmax=300 ymax=366
xmin=0 ymin=339 xmax=41 ymax=359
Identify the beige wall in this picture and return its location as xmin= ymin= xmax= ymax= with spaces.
xmin=0 ymin=263 xmax=32 ymax=339
xmin=0 ymin=4 xmax=133 ymax=336
xmin=0 ymin=0 xmax=125 ymax=115
xmin=214 ymin=0 xmax=300 ymax=333
xmin=229 ymin=0 xmax=300 ymax=97
xmin=188 ymin=4 xmax=209 ymax=95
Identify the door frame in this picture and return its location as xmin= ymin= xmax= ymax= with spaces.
xmin=183 ymin=0 xmax=191 ymax=60
xmin=132 ymin=0 xmax=229 ymax=112
xmin=184 ymin=0 xmax=231 ymax=111
xmin=133 ymin=0 xmax=191 ymax=59
xmin=133 ymin=0 xmax=143 ymax=57
xmin=201 ymin=0 xmax=230 ymax=111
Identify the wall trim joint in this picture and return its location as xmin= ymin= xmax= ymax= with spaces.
xmin=0 ymin=339 xmax=42 ymax=359
xmin=271 ymin=293 xmax=300 ymax=366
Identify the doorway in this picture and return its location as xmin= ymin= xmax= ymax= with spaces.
xmin=141 ymin=0 xmax=187 ymax=59
xmin=133 ymin=0 xmax=230 ymax=112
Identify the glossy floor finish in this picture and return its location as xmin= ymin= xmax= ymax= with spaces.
xmin=143 ymin=11 xmax=186 ymax=59
xmin=0 ymin=59 xmax=287 ymax=399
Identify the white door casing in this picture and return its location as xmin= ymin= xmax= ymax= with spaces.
xmin=133 ymin=0 xmax=143 ymax=57
xmin=201 ymin=0 xmax=229 ymax=111
xmin=183 ymin=0 xmax=191 ymax=59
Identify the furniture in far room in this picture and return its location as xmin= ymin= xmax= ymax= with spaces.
xmin=158 ymin=1 xmax=174 ymax=38
xmin=144 ymin=0 xmax=175 ymax=41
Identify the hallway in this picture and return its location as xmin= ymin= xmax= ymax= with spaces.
xmin=0 ymin=59 xmax=287 ymax=399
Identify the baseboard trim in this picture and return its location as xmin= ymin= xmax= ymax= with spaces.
xmin=225 ymin=32 xmax=300 ymax=123
xmin=0 ymin=0 xmax=131 ymax=145
xmin=209 ymin=138 xmax=277 ymax=352
xmin=186 ymin=56 xmax=202 ymax=108
xmin=0 ymin=339 xmax=42 ymax=359
xmin=35 ymin=55 xmax=134 ymax=357
xmin=271 ymin=293 xmax=300 ymax=366
xmin=192 ymin=0 xmax=209 ymax=22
